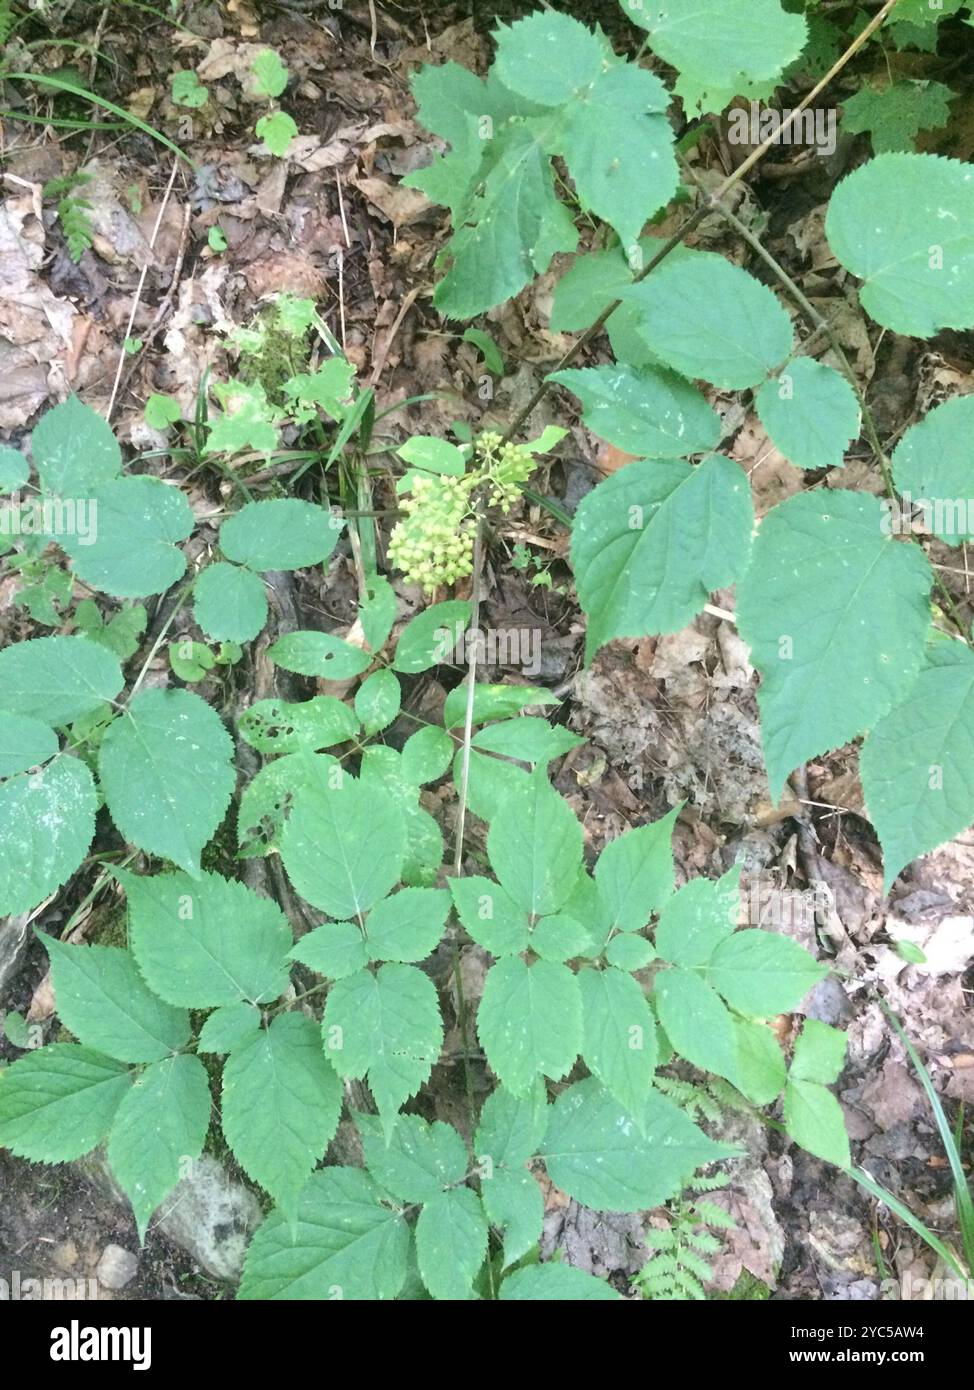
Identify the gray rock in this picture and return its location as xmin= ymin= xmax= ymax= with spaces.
xmin=96 ymin=1244 xmax=139 ymax=1290
xmin=0 ymin=914 xmax=30 ymax=995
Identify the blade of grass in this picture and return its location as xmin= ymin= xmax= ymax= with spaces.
xmin=851 ymin=1166 xmax=968 ymax=1281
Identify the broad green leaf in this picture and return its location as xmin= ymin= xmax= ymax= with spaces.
xmin=0 ymin=758 xmax=97 ymax=915
xmin=449 ymin=875 xmax=531 ymax=956
xmin=579 ymin=966 xmax=658 ymax=1120
xmin=403 ymin=62 xmax=501 ymax=217
xmin=145 ymin=393 xmax=181 ymax=427
xmin=44 ymin=939 xmax=190 ymax=1063
xmin=550 ymin=242 xmax=657 ymax=368
xmin=500 ymin=1263 xmax=620 ymax=1300
xmin=364 ymin=887 xmax=450 ymax=963
xmin=791 ymin=1019 xmax=847 ymax=1085
xmin=238 ymin=696 xmax=358 ymax=754
xmin=0 ymin=713 xmax=58 ymax=777
xmin=359 ymin=747 xmax=444 ymax=889
xmin=251 ymin=48 xmax=287 ymax=98
xmin=268 ymin=630 xmax=371 ymax=680
xmin=455 ymin=746 xmax=531 ymax=823
xmin=256 ymin=111 xmax=297 ymax=157
xmin=572 ymin=455 xmax=753 ymax=659
xmin=732 ymin=1018 xmax=786 ymax=1106
xmin=550 ymin=364 xmax=720 ymax=459
xmin=477 ymin=956 xmax=582 ymax=1095
xmin=621 ymin=0 xmax=807 ymax=93
xmin=594 ymin=806 xmax=677 ymax=933
xmin=784 ymin=1078 xmax=851 ymax=1169
xmin=284 ymin=357 xmax=356 ymax=422
xmin=487 ymin=767 xmax=583 ymax=917
xmin=892 ymin=395 xmax=974 ymax=546
xmin=31 ymin=395 xmax=121 ymax=495
xmin=289 ymin=921 xmax=368 ymax=980
xmin=194 ymin=563 xmax=268 ymax=643
xmin=197 ymin=1002 xmax=261 ymax=1054
xmin=281 ymin=772 xmax=405 ymax=918
xmin=825 ymin=153 xmax=974 ymax=336
xmin=393 ymin=600 xmax=472 ymax=674
xmin=222 ymin=1012 xmax=342 ymax=1216
xmin=653 ymin=965 xmax=738 ymax=1081
xmin=359 ymin=1112 xmax=466 ymax=1203
xmin=604 ymin=933 xmax=656 ymax=971
xmin=442 ymin=681 xmax=556 ymax=729
xmin=416 ymin=1188 xmax=488 ymax=1301
xmin=861 ymin=640 xmax=974 ymax=890
xmin=169 ymin=639 xmax=213 ymax=683
xmin=841 ymin=79 xmax=954 ymax=154
xmin=401 ymin=725 xmax=454 ymax=785
xmin=531 ymin=913 xmax=592 ymax=962
xmin=171 ymin=70 xmax=208 ymax=108
xmin=0 ymin=446 xmax=29 ymax=492
xmin=655 ymin=867 xmax=740 ymax=966
xmin=107 ymin=1053 xmax=211 ymax=1241
xmin=120 ymin=868 xmax=292 ymax=1007
xmin=321 ymin=963 xmax=443 ymax=1135
xmin=707 ymin=929 xmax=826 ymax=1015
xmin=238 ymin=1167 xmax=409 ymax=1300
xmin=737 ymin=489 xmax=932 ymax=801
xmin=60 ymin=476 xmax=193 ymax=598
xmin=756 ymin=358 xmax=861 ymax=471
xmin=99 ymin=688 xmax=236 ymax=875
xmin=542 ymin=1076 xmax=734 ymax=1212
xmin=360 ymin=573 xmax=397 ymax=652
xmin=397 ymin=435 xmax=467 ymax=483
xmin=0 ymin=634 xmax=122 ymax=725
xmin=355 ymin=668 xmax=401 ymax=735
xmin=0 ymin=1045 xmax=131 ymax=1162
xmin=475 ymin=1083 xmax=548 ymax=1267
xmin=206 ymin=379 xmax=279 ymax=454
xmin=220 ymin=499 xmax=342 ymax=571
xmin=471 ymin=717 xmax=582 ymax=764
xmin=237 ymin=750 xmax=338 ymax=858
xmin=622 ymin=252 xmax=793 ymax=388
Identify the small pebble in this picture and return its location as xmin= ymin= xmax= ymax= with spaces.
xmin=95 ymin=1244 xmax=139 ymax=1291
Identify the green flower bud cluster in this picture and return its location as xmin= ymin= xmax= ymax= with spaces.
xmin=388 ymin=474 xmax=477 ymax=594
xmin=475 ymin=432 xmax=536 ymax=513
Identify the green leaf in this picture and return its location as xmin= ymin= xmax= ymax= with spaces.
xmin=238 ymin=1167 xmax=409 ymax=1300
xmin=107 ymin=1053 xmax=211 ymax=1240
xmin=281 ymin=772 xmax=405 ymax=917
xmin=475 ymin=1083 xmax=547 ymax=1267
xmin=289 ymin=921 xmax=368 ymax=980
xmin=784 ymin=1078 xmax=851 ymax=1169
xmin=392 ymin=600 xmax=472 ymax=674
xmin=222 ymin=1012 xmax=342 ymax=1216
xmin=755 ymin=358 xmax=861 ymax=471
xmin=401 ymin=725 xmax=454 ymax=785
xmin=31 ymin=395 xmax=121 ymax=495
xmin=0 ymin=758 xmax=97 ymax=915
xmin=397 ymin=435 xmax=467 ymax=481
xmin=449 ymin=875 xmax=531 ymax=955
xmin=120 ymin=868 xmax=291 ymax=1007
xmin=74 ymin=600 xmax=146 ymax=661
xmin=359 ymin=1112 xmax=466 ymax=1203
xmin=732 ymin=1017 xmax=786 ymax=1105
xmin=197 ymin=1002 xmax=261 ymax=1055
xmin=471 ymin=717 xmax=582 ymax=764
xmin=208 ymin=223 xmax=227 ymax=252
xmin=321 ymin=963 xmax=443 ymax=1136
xmin=605 ymin=933 xmax=656 ymax=971
xmin=791 ymin=1019 xmax=847 ymax=1085
xmin=251 ymin=48 xmax=288 ymax=98
xmin=573 ymin=455 xmax=753 ymax=659
xmin=0 ymin=713 xmax=58 ymax=777
xmin=500 ymin=1263 xmax=620 ymax=1300
xmin=622 ymin=251 xmax=793 ymax=388
xmin=861 ymin=640 xmax=974 ymax=891
xmin=194 ymin=563 xmax=268 ymax=643
xmin=416 ymin=1187 xmax=488 ymax=1300
xmin=442 ymin=681 xmax=557 ymax=730
xmin=171 ymin=69 xmax=208 ymax=108
xmin=0 ymin=446 xmax=29 ymax=493
xmin=550 ymin=241 xmax=657 ymax=368
xmin=487 ymin=767 xmax=583 ymax=917
xmin=220 ymin=499 xmax=342 ymax=571
xmin=737 ymin=489 xmax=932 ymax=801
xmin=594 ymin=806 xmax=677 ymax=933
xmin=841 ymin=80 xmax=954 ymax=154
xmin=256 ymin=111 xmax=297 ymax=157
xmin=542 ymin=1076 xmax=734 ymax=1211
xmin=531 ymin=913 xmax=592 ymax=962
xmin=463 ymin=327 xmax=504 ymax=375
xmin=284 ymin=358 xmax=356 ymax=422
xmin=238 ymin=695 xmax=358 ymax=754
xmin=364 ymin=887 xmax=450 ymax=964
xmin=456 ymin=747 xmax=531 ymax=822
xmin=268 ymin=630 xmax=372 ymax=680
xmin=169 ymin=640 xmax=214 ymax=684
xmin=477 ymin=956 xmax=582 ymax=1095
xmin=655 ymin=867 xmax=740 ymax=966
xmin=44 ymin=938 xmax=190 ymax=1063
xmin=207 ymin=379 xmax=279 ymax=455
xmin=654 ymin=966 xmax=738 ymax=1081
xmin=0 ymin=634 xmax=122 ymax=725
xmin=892 ymin=395 xmax=974 ymax=546
xmin=551 ymin=364 xmax=720 ymax=460
xmin=237 ymin=750 xmax=337 ymax=858
xmin=355 ymin=668 xmax=401 ymax=734
xmin=825 ymin=153 xmax=974 ymax=337
xmin=707 ymin=929 xmax=826 ymax=1015
xmin=622 ymin=0 xmax=807 ymax=94
xmin=359 ymin=748 xmax=444 ymax=888
xmin=579 ymin=965 xmax=658 ymax=1120
xmin=359 ymin=573 xmax=397 ymax=653
xmin=0 ymin=1045 xmax=131 ymax=1162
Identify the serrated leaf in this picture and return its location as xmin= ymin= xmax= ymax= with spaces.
xmin=107 ymin=1053 xmax=211 ymax=1241
xmin=791 ymin=1018 xmax=847 ymax=1085
xmin=220 ymin=499 xmax=342 ymax=571
xmin=784 ymin=1078 xmax=851 ymax=1169
xmin=0 ymin=713 xmax=58 ymax=777
xmin=359 ymin=1112 xmax=467 ymax=1203
xmin=455 ymin=746 xmax=531 ymax=822
xmin=542 ymin=1076 xmax=734 ymax=1212
xmin=449 ymin=875 xmax=531 ymax=955
xmin=861 ymin=641 xmax=974 ymax=889
xmin=251 ymin=48 xmax=287 ymax=98
xmin=60 ymin=475 xmax=192 ymax=598
xmin=289 ymin=921 xmax=368 ymax=980
xmin=268 ymin=630 xmax=372 ymax=680
xmin=401 ymin=725 xmax=454 ymax=785
xmin=0 ymin=1045 xmax=131 ymax=1162
xmin=654 ymin=965 xmax=738 ymax=1081
xmin=238 ymin=1167 xmax=410 ymax=1300
xmin=737 ymin=489 xmax=932 ymax=801
xmin=531 ymin=913 xmax=592 ymax=962
xmin=120 ymin=868 xmax=291 ymax=1007
xmin=237 ymin=750 xmax=337 ymax=858
xmin=579 ymin=966 xmax=657 ymax=1120
xmin=477 ymin=956 xmax=582 ymax=1095
xmin=359 ymin=747 xmax=444 ymax=888
xmin=654 ymin=867 xmax=740 ymax=966
xmin=416 ymin=1187 xmax=488 ymax=1300
xmin=0 ymin=446 xmax=29 ymax=493
xmin=573 ymin=455 xmax=753 ymax=659
xmin=0 ymin=758 xmax=97 ymax=915
xmin=500 ymin=1262 xmax=620 ymax=1300
xmin=197 ymin=1002 xmax=261 ymax=1054
xmin=487 ymin=767 xmax=583 ymax=916
xmin=892 ymin=395 xmax=974 ymax=546
xmin=364 ymin=887 xmax=449 ymax=964
xmin=841 ymin=80 xmax=954 ymax=154
xmin=31 ymin=395 xmax=121 ymax=495
xmin=825 ymin=153 xmax=974 ymax=337
xmin=0 ymin=634 xmax=122 ymax=725
xmin=194 ymin=563 xmax=268 ymax=643
xmin=360 ymin=573 xmax=397 ymax=653
xmin=550 ymin=241 xmax=658 ymax=368
xmin=355 ymin=668 xmax=401 ymax=734
xmin=551 ymin=363 xmax=720 ymax=459
xmin=475 ymin=1083 xmax=547 ymax=1267
xmin=442 ymin=681 xmax=556 ymax=730
xmin=222 ymin=1012 xmax=342 ymax=1216
xmin=238 ymin=695 xmax=358 ymax=754
xmin=99 ymin=688 xmax=236 ymax=875
xmin=471 ymin=717 xmax=582 ymax=764
xmin=732 ymin=1018 xmax=786 ymax=1105
xmin=756 ymin=358 xmax=861 ymax=471
xmin=256 ymin=111 xmax=297 ymax=157
xmin=604 ymin=933 xmax=656 ymax=971
xmin=622 ymin=252 xmax=793 ymax=388
xmin=281 ymin=772 xmax=405 ymax=917
xmin=707 ymin=929 xmax=826 ymax=1014
xmin=594 ymin=806 xmax=677 ymax=933
xmin=393 ymin=600 xmax=472 ymax=674
xmin=622 ymin=0 xmax=807 ymax=93
xmin=171 ymin=70 xmax=208 ymax=108
xmin=44 ymin=939 xmax=190 ymax=1063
